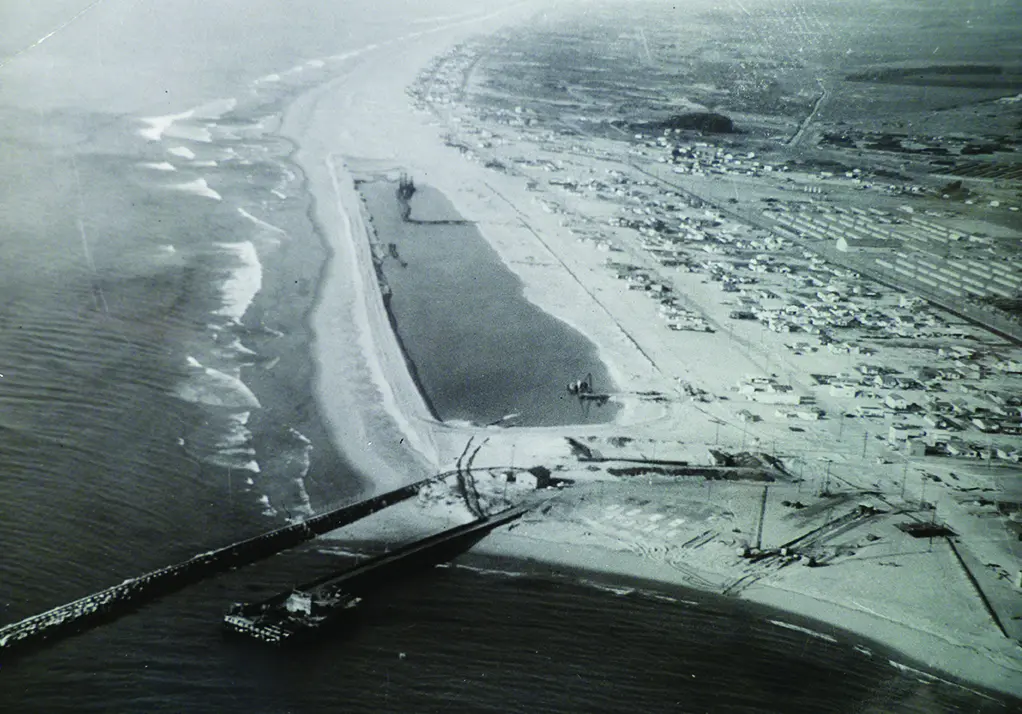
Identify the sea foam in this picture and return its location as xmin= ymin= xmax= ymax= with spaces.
xmin=214 ymin=241 xmax=262 ymax=321
xmin=140 ymin=110 xmax=195 ymax=141
xmin=176 ymin=356 xmax=261 ymax=409
xmin=768 ymin=620 xmax=839 ymax=643
xmin=171 ymin=178 xmax=221 ymax=201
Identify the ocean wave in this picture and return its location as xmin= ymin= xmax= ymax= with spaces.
xmin=139 ymin=161 xmax=177 ymax=172
xmin=213 ymin=241 xmax=262 ymax=321
xmin=139 ymin=110 xmax=196 ymax=141
xmin=139 ymin=99 xmax=234 ymax=143
xmin=171 ymin=178 xmax=221 ymax=201
xmin=139 ymin=109 xmax=213 ymax=143
xmin=175 ymin=356 xmax=261 ymax=409
xmin=769 ymin=619 xmax=839 ymax=643
xmin=212 ymin=336 xmax=260 ymax=365
xmin=237 ymin=207 xmax=289 ymax=244
xmin=258 ymin=494 xmax=278 ymax=517
xmin=887 ymin=660 xmax=998 ymax=700
xmin=189 ymin=97 xmax=238 ymax=120
xmin=580 ymin=580 xmax=636 ymax=597
xmin=166 ymin=124 xmax=213 ymax=142
xmin=203 ymin=452 xmax=260 ymax=473
xmin=637 ymin=590 xmax=701 ymax=607
xmin=449 ymin=563 xmax=527 ymax=578
xmin=289 ymin=428 xmax=314 ymax=516
xmin=214 ymin=411 xmax=254 ymax=450
xmin=168 ymin=146 xmax=196 ymax=160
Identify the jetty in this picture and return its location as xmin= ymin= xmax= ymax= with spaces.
xmin=224 ymin=504 xmax=530 ymax=645
xmin=0 ymin=477 xmax=438 ymax=656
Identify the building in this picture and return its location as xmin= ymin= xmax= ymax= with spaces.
xmin=885 ymin=393 xmax=911 ymax=411
xmin=829 ymin=382 xmax=859 ymax=398
xmin=836 ymin=235 xmax=890 ymax=252
xmin=890 ymin=423 xmax=924 ymax=442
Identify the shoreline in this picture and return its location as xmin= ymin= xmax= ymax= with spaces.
xmin=329 ymin=491 xmax=1022 ymax=701
xmin=280 ymin=17 xmax=1022 ymax=702
xmin=355 ymin=177 xmax=444 ymax=424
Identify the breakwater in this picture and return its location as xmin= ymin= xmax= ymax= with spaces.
xmin=0 ymin=478 xmax=433 ymax=656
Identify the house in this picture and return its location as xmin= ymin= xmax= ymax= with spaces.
xmin=907 ymin=439 xmax=928 ymax=456
xmin=996 ymin=359 xmax=1022 ymax=374
xmin=889 ymin=423 xmax=924 ymax=442
xmin=921 ymin=413 xmax=953 ymax=429
xmin=972 ymin=417 xmax=1000 ymax=433
xmin=995 ymin=446 xmax=1020 ymax=462
xmin=874 ymin=375 xmax=902 ymax=390
xmin=885 ymin=393 xmax=911 ymax=411
xmin=836 ymin=235 xmax=890 ymax=252
xmin=858 ymin=365 xmax=880 ymax=377
xmin=829 ymin=382 xmax=859 ymax=398
xmin=946 ymin=441 xmax=976 ymax=458
xmin=1000 ymin=421 xmax=1022 ymax=435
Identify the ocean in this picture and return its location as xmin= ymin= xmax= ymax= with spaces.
xmin=1 ymin=1 xmax=1019 ymax=711
xmin=2 ymin=542 xmax=1014 ymax=713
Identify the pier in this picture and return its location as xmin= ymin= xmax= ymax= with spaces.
xmin=0 ymin=477 xmax=438 ymax=656
xmin=224 ymin=504 xmax=530 ymax=646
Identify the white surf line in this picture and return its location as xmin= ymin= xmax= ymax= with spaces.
xmin=768 ymin=619 xmax=838 ymax=643
xmin=171 ymin=178 xmax=222 ymax=200
xmin=0 ymin=0 xmax=106 ymax=70
xmin=237 ymin=207 xmax=287 ymax=235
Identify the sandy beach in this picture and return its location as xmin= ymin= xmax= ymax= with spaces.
xmin=275 ymin=3 xmax=1022 ymax=700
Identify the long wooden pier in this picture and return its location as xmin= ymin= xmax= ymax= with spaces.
xmin=0 ymin=477 xmax=435 ymax=656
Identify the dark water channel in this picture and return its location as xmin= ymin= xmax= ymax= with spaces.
xmin=360 ymin=180 xmax=618 ymax=427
